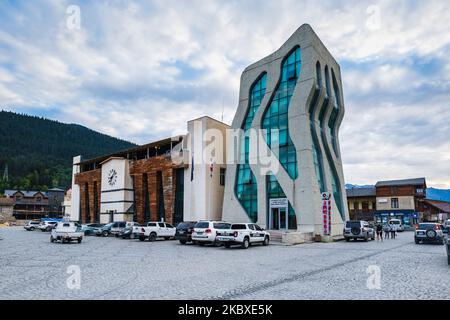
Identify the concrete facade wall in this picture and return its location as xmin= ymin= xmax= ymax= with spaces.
xmin=376 ymin=196 xmax=415 ymax=211
xmin=70 ymin=156 xmax=81 ymax=222
xmin=222 ymin=24 xmax=349 ymax=236
xmin=183 ymin=117 xmax=229 ymax=222
xmin=100 ymin=158 xmax=134 ymax=223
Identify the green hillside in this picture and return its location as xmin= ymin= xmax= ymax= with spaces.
xmin=0 ymin=110 xmax=137 ymax=192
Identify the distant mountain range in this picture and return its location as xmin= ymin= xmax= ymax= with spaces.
xmin=345 ymin=184 xmax=450 ymax=202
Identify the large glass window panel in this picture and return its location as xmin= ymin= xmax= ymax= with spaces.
xmin=235 ymin=73 xmax=267 ymax=222
xmin=261 ymin=47 xmax=300 ymax=180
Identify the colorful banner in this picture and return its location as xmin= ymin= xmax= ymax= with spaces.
xmin=322 ymin=192 xmax=331 ymax=236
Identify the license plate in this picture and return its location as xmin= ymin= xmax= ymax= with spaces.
xmin=179 ymin=231 xmax=185 ymax=234
xmin=417 ymin=231 xmax=424 ymax=235
xmin=197 ymin=232 xmax=203 ymax=235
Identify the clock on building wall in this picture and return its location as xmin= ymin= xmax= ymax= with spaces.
xmin=108 ymin=169 xmax=118 ymax=186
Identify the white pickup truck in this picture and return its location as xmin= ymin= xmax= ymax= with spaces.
xmin=50 ymin=222 xmax=84 ymax=244
xmin=216 ymin=223 xmax=270 ymax=249
xmin=133 ymin=222 xmax=176 ymax=241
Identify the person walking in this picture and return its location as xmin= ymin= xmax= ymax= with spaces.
xmin=376 ymin=223 xmax=383 ymax=241
xmin=384 ymin=224 xmax=390 ymax=239
xmin=390 ymin=223 xmax=397 ymax=239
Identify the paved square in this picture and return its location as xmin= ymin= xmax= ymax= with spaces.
xmin=0 ymin=227 xmax=448 ymax=300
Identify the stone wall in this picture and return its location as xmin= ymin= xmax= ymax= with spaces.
xmin=130 ymin=155 xmax=182 ymax=225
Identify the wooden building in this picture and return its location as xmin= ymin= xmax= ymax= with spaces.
xmin=374 ymin=178 xmax=427 ymax=229
xmin=346 ymin=187 xmax=376 ymax=221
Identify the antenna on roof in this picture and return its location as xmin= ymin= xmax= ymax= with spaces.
xmin=221 ymin=97 xmax=225 ymax=123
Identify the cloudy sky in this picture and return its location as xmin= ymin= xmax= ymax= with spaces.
xmin=0 ymin=0 xmax=449 ymax=188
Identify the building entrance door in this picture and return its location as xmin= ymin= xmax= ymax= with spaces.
xmin=269 ymin=198 xmax=288 ymax=231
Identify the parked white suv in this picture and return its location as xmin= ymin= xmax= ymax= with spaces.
xmin=24 ymin=221 xmax=41 ymax=231
xmin=216 ymin=223 xmax=270 ymax=249
xmin=191 ymin=221 xmax=231 ymax=246
xmin=388 ymin=219 xmax=404 ymax=232
xmin=343 ymin=220 xmax=375 ymax=242
xmin=134 ymin=222 xmax=176 ymax=241
xmin=38 ymin=221 xmax=58 ymax=232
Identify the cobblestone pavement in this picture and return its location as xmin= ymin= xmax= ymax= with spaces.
xmin=0 ymin=227 xmax=448 ymax=300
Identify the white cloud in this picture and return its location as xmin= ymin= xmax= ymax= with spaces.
xmin=0 ymin=0 xmax=449 ymax=188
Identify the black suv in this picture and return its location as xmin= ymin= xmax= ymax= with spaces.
xmin=175 ymin=221 xmax=197 ymax=244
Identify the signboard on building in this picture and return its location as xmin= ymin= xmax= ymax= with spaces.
xmin=322 ymin=192 xmax=331 ymax=236
xmin=270 ymin=198 xmax=288 ymax=208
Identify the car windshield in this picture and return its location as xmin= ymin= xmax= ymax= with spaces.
xmin=104 ymin=223 xmax=114 ymax=228
xmin=177 ymin=223 xmax=189 ymax=229
xmin=418 ymin=223 xmax=436 ymax=229
xmin=346 ymin=221 xmax=361 ymax=228
xmin=195 ymin=222 xmax=209 ymax=228
xmin=390 ymin=221 xmax=400 ymax=224
xmin=214 ymin=223 xmax=231 ymax=229
xmin=231 ymin=224 xmax=247 ymax=230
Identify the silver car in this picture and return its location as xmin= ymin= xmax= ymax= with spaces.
xmin=414 ymin=223 xmax=445 ymax=245
xmin=344 ymin=220 xmax=375 ymax=242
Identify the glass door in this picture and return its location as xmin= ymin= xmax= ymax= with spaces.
xmin=271 ymin=208 xmax=279 ymax=230
xmin=280 ymin=208 xmax=287 ymax=230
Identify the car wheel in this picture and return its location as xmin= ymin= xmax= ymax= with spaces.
xmin=179 ymin=240 xmax=187 ymax=245
xmin=149 ymin=233 xmax=157 ymax=242
xmin=164 ymin=237 xmax=170 ymax=241
xmin=77 ymin=238 xmax=82 ymax=243
xmin=415 ymin=238 xmax=420 ymax=244
xmin=30 ymin=227 xmax=35 ymax=231
xmin=213 ymin=240 xmax=221 ymax=247
xmin=50 ymin=236 xmax=55 ymax=243
xmin=139 ymin=236 xmax=145 ymax=242
xmin=448 ymin=256 xmax=450 ymax=265
xmin=241 ymin=237 xmax=250 ymax=249
xmin=345 ymin=237 xmax=350 ymax=242
xmin=41 ymin=229 xmax=46 ymax=232
xmin=263 ymin=236 xmax=270 ymax=246
xmin=224 ymin=243 xmax=231 ymax=248
xmin=102 ymin=231 xmax=109 ymax=237
xmin=192 ymin=241 xmax=198 ymax=245
xmin=364 ymin=235 xmax=368 ymax=242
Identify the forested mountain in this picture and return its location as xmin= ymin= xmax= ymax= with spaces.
xmin=0 ymin=111 xmax=137 ymax=193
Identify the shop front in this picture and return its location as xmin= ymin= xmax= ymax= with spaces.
xmin=374 ymin=210 xmax=418 ymax=230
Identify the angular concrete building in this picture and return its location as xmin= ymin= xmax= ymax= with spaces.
xmin=222 ymin=24 xmax=349 ymax=240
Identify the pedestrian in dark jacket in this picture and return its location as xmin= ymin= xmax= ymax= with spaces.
xmin=376 ymin=224 xmax=383 ymax=241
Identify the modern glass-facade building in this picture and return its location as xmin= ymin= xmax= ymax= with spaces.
xmin=223 ymin=24 xmax=349 ymax=239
